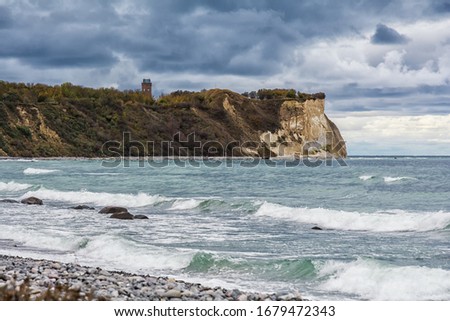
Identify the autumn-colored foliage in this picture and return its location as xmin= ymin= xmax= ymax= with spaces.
xmin=0 ymin=81 xmax=323 ymax=157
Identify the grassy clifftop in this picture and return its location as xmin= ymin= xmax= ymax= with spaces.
xmin=0 ymin=81 xmax=344 ymax=157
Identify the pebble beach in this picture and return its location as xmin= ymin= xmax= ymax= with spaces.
xmin=0 ymin=255 xmax=303 ymax=301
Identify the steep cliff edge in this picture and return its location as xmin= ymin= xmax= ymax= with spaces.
xmin=260 ymin=99 xmax=346 ymax=158
xmin=0 ymin=82 xmax=346 ymax=158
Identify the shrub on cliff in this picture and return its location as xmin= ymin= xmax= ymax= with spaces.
xmin=257 ymin=88 xmax=297 ymax=100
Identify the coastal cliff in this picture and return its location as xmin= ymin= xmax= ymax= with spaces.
xmin=0 ymin=81 xmax=346 ymax=158
xmin=260 ymin=98 xmax=346 ymax=158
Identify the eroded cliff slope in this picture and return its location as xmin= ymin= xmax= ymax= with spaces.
xmin=0 ymin=82 xmax=346 ymax=158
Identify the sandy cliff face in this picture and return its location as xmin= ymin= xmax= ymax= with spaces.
xmin=258 ymin=99 xmax=346 ymax=158
xmin=16 ymin=106 xmax=64 ymax=144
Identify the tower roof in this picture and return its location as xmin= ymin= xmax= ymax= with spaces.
xmin=142 ymin=78 xmax=152 ymax=83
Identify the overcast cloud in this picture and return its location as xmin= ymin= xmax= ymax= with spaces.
xmin=371 ymin=24 xmax=409 ymax=44
xmin=0 ymin=0 xmax=449 ymax=155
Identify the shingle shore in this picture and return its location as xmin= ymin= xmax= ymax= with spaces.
xmin=0 ymin=255 xmax=302 ymax=301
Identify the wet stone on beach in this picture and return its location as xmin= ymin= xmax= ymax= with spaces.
xmin=98 ymin=206 xmax=129 ymax=214
xmin=20 ymin=197 xmax=43 ymax=205
xmin=71 ymin=205 xmax=95 ymax=210
xmin=110 ymin=212 xmax=134 ymax=220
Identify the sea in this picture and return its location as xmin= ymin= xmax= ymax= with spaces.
xmin=0 ymin=157 xmax=449 ymax=300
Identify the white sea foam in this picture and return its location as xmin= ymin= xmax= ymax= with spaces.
xmin=169 ymin=199 xmax=202 ymax=211
xmin=0 ymin=225 xmax=82 ymax=252
xmin=318 ymin=258 xmax=450 ymax=300
xmin=20 ymin=188 xmax=168 ymax=207
xmin=0 ymin=181 xmax=32 ymax=192
xmin=383 ymin=176 xmax=417 ymax=183
xmin=76 ymin=235 xmax=194 ymax=271
xmin=0 ymin=158 xmax=38 ymax=162
xmin=255 ymin=202 xmax=450 ymax=232
xmin=359 ymin=175 xmax=375 ymax=181
xmin=0 ymin=226 xmax=194 ymax=272
xmin=23 ymin=167 xmax=60 ymax=175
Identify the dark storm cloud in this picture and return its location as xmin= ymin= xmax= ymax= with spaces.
xmin=124 ymin=0 xmax=409 ymax=76
xmin=325 ymin=83 xmax=450 ymax=116
xmin=371 ymin=24 xmax=409 ymax=44
xmin=430 ymin=1 xmax=450 ymax=13
xmin=0 ymin=0 xmax=120 ymax=68
xmin=0 ymin=0 xmax=411 ymax=74
xmin=130 ymin=7 xmax=297 ymax=75
xmin=0 ymin=27 xmax=118 ymax=68
xmin=0 ymin=6 xmax=12 ymax=29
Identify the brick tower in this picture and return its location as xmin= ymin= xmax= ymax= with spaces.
xmin=141 ymin=78 xmax=152 ymax=97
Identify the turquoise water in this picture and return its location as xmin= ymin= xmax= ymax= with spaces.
xmin=0 ymin=157 xmax=449 ymax=300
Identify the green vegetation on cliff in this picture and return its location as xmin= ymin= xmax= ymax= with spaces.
xmin=0 ymin=81 xmax=345 ymax=158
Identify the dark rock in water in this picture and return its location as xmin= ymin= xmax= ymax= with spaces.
xmin=134 ymin=215 xmax=149 ymax=219
xmin=311 ymin=226 xmax=323 ymax=230
xmin=99 ymin=206 xmax=128 ymax=214
xmin=0 ymin=199 xmax=19 ymax=203
xmin=110 ymin=212 xmax=134 ymax=220
xmin=71 ymin=205 xmax=95 ymax=210
xmin=20 ymin=197 xmax=43 ymax=205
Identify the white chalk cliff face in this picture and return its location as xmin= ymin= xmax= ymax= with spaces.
xmin=259 ymin=99 xmax=347 ymax=158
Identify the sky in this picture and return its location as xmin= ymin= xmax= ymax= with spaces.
xmin=0 ymin=0 xmax=449 ymax=155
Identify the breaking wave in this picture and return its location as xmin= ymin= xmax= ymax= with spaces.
xmin=20 ymin=188 xmax=168 ymax=207
xmin=255 ymin=202 xmax=450 ymax=232
xmin=318 ymin=258 xmax=450 ymax=300
xmin=0 ymin=226 xmax=194 ymax=272
xmin=0 ymin=181 xmax=33 ymax=192
xmin=75 ymin=235 xmax=194 ymax=271
xmin=185 ymin=252 xmax=316 ymax=281
xmin=169 ymin=199 xmax=203 ymax=211
xmin=168 ymin=198 xmax=227 ymax=211
xmin=359 ymin=175 xmax=375 ymax=181
xmin=23 ymin=168 xmax=60 ymax=175
xmin=18 ymin=187 xmax=250 ymax=213
xmin=383 ymin=176 xmax=417 ymax=183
